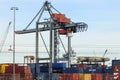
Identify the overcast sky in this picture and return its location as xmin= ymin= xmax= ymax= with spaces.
xmin=0 ymin=0 xmax=120 ymax=64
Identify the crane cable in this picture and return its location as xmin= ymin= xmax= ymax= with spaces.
xmin=0 ymin=21 xmax=11 ymax=53
xmin=39 ymin=31 xmax=50 ymax=56
xmin=58 ymin=34 xmax=67 ymax=54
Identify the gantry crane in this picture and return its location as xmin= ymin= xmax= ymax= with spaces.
xmin=16 ymin=1 xmax=88 ymax=79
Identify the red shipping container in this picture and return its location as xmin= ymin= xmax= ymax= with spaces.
xmin=117 ymin=71 xmax=120 ymax=80
xmin=104 ymin=75 xmax=114 ymax=80
xmin=21 ymin=73 xmax=33 ymax=79
xmin=17 ymin=66 xmax=31 ymax=74
xmin=113 ymin=66 xmax=120 ymax=72
xmin=59 ymin=74 xmax=79 ymax=80
xmin=0 ymin=73 xmax=20 ymax=80
xmin=91 ymin=74 xmax=103 ymax=80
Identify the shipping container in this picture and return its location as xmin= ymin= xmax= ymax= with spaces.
xmin=84 ymin=66 xmax=103 ymax=74
xmin=20 ymin=73 xmax=33 ymax=80
xmin=104 ymin=74 xmax=114 ymax=80
xmin=0 ymin=73 xmax=20 ymax=80
xmin=105 ymin=67 xmax=113 ymax=74
xmin=52 ymin=13 xmax=70 ymax=23
xmin=79 ymin=74 xmax=91 ymax=80
xmin=91 ymin=74 xmax=103 ymax=80
xmin=52 ymin=63 xmax=66 ymax=68
xmin=59 ymin=74 xmax=79 ymax=80
xmin=40 ymin=67 xmax=49 ymax=73
xmin=52 ymin=73 xmax=59 ymax=80
xmin=113 ymin=66 xmax=120 ymax=72
xmin=37 ymin=73 xmax=49 ymax=80
xmin=64 ymin=68 xmax=83 ymax=73
xmin=0 ymin=64 xmax=8 ymax=73
xmin=113 ymin=72 xmax=119 ymax=80
xmin=112 ymin=60 xmax=120 ymax=66
xmin=71 ymin=64 xmax=88 ymax=68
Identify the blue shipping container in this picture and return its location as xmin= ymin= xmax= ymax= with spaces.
xmin=84 ymin=66 xmax=103 ymax=74
xmin=112 ymin=60 xmax=120 ymax=66
xmin=105 ymin=67 xmax=113 ymax=74
xmin=64 ymin=68 xmax=84 ymax=73
xmin=40 ymin=67 xmax=49 ymax=73
xmin=52 ymin=63 xmax=66 ymax=68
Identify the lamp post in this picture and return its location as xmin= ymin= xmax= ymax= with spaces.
xmin=11 ymin=7 xmax=18 ymax=80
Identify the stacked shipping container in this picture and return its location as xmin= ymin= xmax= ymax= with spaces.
xmin=0 ymin=62 xmax=117 ymax=80
xmin=0 ymin=64 xmax=33 ymax=80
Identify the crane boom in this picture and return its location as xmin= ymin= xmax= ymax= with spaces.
xmin=0 ymin=22 xmax=11 ymax=53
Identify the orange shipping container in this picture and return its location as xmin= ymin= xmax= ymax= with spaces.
xmin=52 ymin=13 xmax=70 ymax=23
xmin=52 ymin=13 xmax=65 ymax=19
xmin=58 ymin=17 xmax=70 ymax=23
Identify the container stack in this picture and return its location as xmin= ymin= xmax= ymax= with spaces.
xmin=112 ymin=60 xmax=120 ymax=80
xmin=0 ymin=64 xmax=33 ymax=80
xmin=0 ymin=64 xmax=20 ymax=80
xmin=0 ymin=73 xmax=20 ymax=80
xmin=18 ymin=66 xmax=33 ymax=80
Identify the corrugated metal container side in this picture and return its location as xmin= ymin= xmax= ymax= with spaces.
xmin=59 ymin=74 xmax=79 ymax=80
xmin=38 ymin=63 xmax=49 ymax=68
xmin=113 ymin=72 xmax=119 ymax=80
xmin=118 ymin=71 xmax=120 ymax=80
xmin=28 ymin=64 xmax=35 ymax=74
xmin=71 ymin=64 xmax=88 ymax=68
xmin=84 ymin=66 xmax=103 ymax=74
xmin=52 ymin=73 xmax=59 ymax=80
xmin=113 ymin=66 xmax=120 ymax=72
xmin=104 ymin=74 xmax=114 ymax=80
xmin=91 ymin=74 xmax=103 ymax=80
xmin=52 ymin=63 xmax=66 ymax=68
xmin=0 ymin=64 xmax=8 ymax=73
xmin=53 ymin=68 xmax=65 ymax=73
xmin=79 ymin=74 xmax=91 ymax=80
xmin=87 ymin=64 xmax=101 ymax=68
xmin=40 ymin=67 xmax=49 ymax=73
xmin=20 ymin=73 xmax=33 ymax=80
xmin=105 ymin=67 xmax=113 ymax=74
xmin=28 ymin=64 xmax=41 ymax=75
xmin=64 ymin=68 xmax=83 ymax=73
xmin=37 ymin=73 xmax=49 ymax=80
xmin=112 ymin=60 xmax=120 ymax=66
xmin=0 ymin=73 xmax=20 ymax=80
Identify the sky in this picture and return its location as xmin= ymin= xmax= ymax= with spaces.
xmin=0 ymin=0 xmax=120 ymax=65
